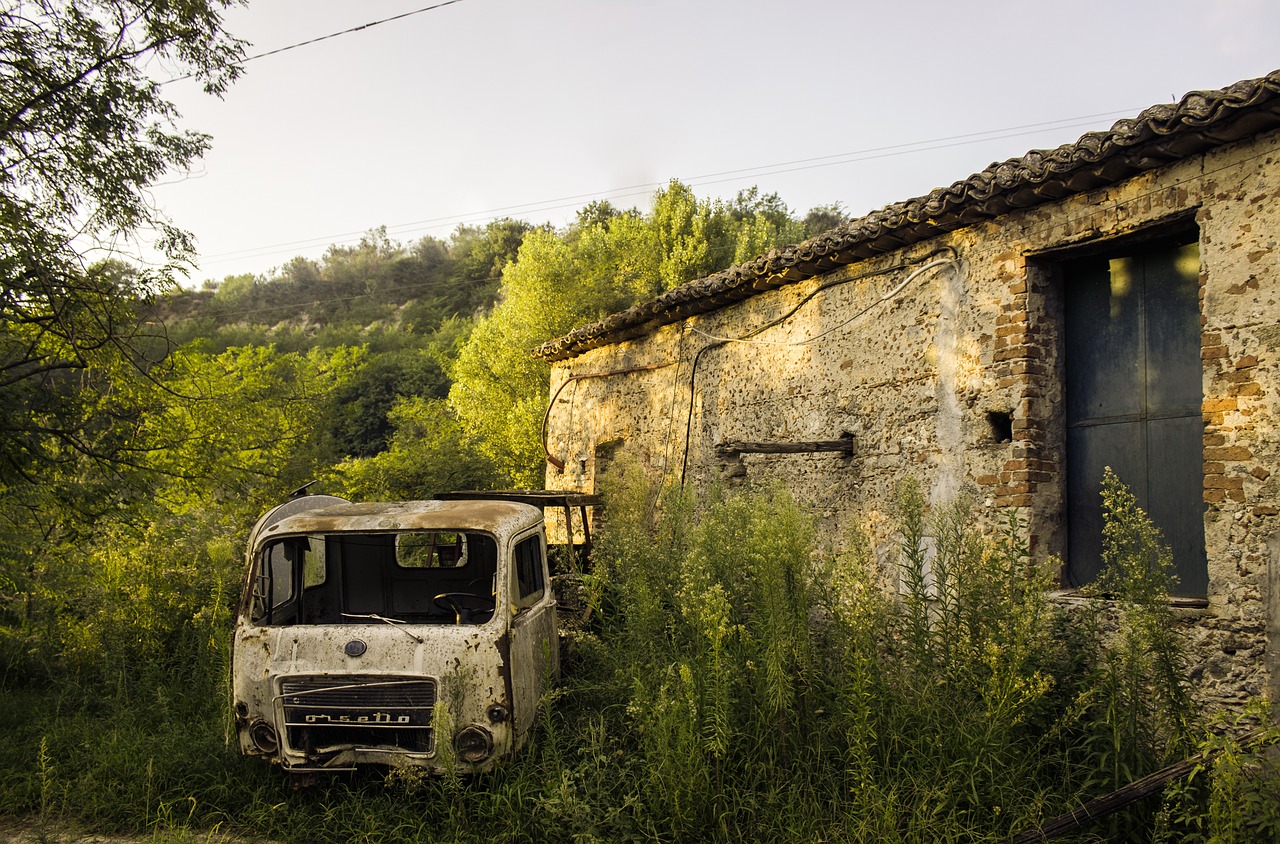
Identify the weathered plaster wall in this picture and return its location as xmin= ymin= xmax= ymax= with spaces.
xmin=544 ymin=129 xmax=1280 ymax=708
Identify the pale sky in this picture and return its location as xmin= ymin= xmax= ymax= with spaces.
xmin=150 ymin=0 xmax=1280 ymax=284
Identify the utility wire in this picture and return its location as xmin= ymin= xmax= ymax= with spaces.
xmin=198 ymin=107 xmax=1139 ymax=268
xmin=164 ymin=0 xmax=472 ymax=83
xmin=239 ymin=0 xmax=471 ymax=65
xmin=171 ymin=0 xmax=1142 ymax=270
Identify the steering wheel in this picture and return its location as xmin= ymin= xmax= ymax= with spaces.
xmin=434 ymin=592 xmax=495 ymax=624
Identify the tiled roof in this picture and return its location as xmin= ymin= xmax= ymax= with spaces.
xmin=536 ymin=70 xmax=1280 ymax=362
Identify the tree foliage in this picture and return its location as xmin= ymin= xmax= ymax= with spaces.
xmin=335 ymin=396 xmax=499 ymax=501
xmin=0 ymin=0 xmax=245 ymax=481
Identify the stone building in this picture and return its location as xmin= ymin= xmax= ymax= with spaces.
xmin=536 ymin=71 xmax=1280 ymax=708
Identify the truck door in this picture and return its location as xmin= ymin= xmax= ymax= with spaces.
xmin=508 ymin=531 xmax=556 ymax=739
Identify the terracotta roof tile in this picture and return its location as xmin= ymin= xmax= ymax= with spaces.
xmin=536 ymin=70 xmax=1280 ymax=362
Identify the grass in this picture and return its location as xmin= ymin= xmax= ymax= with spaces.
xmin=0 ymin=471 xmax=1276 ymax=843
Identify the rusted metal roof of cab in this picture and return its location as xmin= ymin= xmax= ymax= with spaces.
xmin=258 ymin=499 xmax=543 ymax=540
xmin=534 ymin=70 xmax=1280 ymax=363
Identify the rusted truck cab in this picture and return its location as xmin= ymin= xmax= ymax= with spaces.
xmin=231 ymin=495 xmax=559 ymax=775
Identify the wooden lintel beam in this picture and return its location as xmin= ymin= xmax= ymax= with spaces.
xmin=716 ymin=438 xmax=853 ymax=457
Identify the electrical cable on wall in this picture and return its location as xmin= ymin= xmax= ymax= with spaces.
xmin=677 ymin=247 xmax=962 ymax=484
xmin=539 ymin=248 xmax=963 ymax=487
xmin=686 ymin=256 xmax=960 ymax=348
xmin=541 ymin=362 xmax=676 ymax=472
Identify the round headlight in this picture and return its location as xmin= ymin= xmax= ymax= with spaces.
xmin=453 ymin=725 xmax=494 ymax=763
xmin=249 ymin=720 xmax=279 ymax=754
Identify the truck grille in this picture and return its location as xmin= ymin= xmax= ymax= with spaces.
xmin=279 ymin=676 xmax=436 ymax=754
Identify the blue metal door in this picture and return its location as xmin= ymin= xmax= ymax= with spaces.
xmin=1064 ymin=238 xmax=1207 ymax=597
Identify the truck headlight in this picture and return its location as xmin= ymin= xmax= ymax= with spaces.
xmin=453 ymin=725 xmax=494 ymax=763
xmin=249 ymin=720 xmax=279 ymax=754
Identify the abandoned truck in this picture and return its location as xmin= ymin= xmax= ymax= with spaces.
xmin=232 ymin=491 xmax=594 ymax=775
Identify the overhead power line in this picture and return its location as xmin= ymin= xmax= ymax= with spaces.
xmin=197 ymin=106 xmax=1140 ymax=268
xmin=174 ymin=1 xmax=1140 ymax=274
xmin=164 ymin=0 xmax=472 ymax=83
xmin=239 ymin=0 xmax=471 ymax=65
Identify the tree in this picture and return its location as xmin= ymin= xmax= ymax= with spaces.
xmin=0 ymin=0 xmax=245 ymax=480
xmin=800 ymin=202 xmax=847 ymax=238
xmin=328 ymin=347 xmax=453 ymax=458
xmin=448 ymin=218 xmax=534 ymax=313
xmin=132 ymin=343 xmax=362 ymax=514
xmin=336 ymin=397 xmax=500 ymax=501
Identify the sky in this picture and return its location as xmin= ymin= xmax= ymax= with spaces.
xmin=151 ymin=0 xmax=1280 ymax=285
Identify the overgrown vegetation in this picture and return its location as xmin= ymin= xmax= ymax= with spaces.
xmin=0 ymin=176 xmax=844 ymax=676
xmin=1 ymin=474 xmax=1274 ymax=842
xmin=2 ymin=7 xmax=1274 ymax=838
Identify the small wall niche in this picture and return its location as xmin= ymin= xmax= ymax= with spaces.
xmin=986 ymin=411 xmax=1013 ymax=444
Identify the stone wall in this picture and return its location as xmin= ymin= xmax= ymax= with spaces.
xmin=544 ymin=129 xmax=1280 ymax=709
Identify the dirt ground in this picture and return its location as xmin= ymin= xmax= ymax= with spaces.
xmin=0 ymin=819 xmax=134 ymax=844
xmin=0 ymin=818 xmax=272 ymax=844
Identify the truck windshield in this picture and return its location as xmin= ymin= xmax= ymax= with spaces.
xmin=248 ymin=530 xmax=498 ymax=626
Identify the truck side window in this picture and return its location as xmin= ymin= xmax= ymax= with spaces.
xmin=514 ymin=535 xmax=545 ymax=606
xmin=252 ymin=539 xmax=301 ymax=624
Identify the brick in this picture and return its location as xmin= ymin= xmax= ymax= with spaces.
xmin=1204 ymin=446 xmax=1253 ymax=461
xmin=1231 ymin=382 xmax=1262 ymax=397
xmin=1203 ymin=398 xmax=1238 ymax=412
xmin=1253 ymin=505 xmax=1279 ymax=516
xmin=1251 ymin=467 xmax=1271 ymax=481
xmin=1203 ymin=461 xmax=1226 ymax=475
xmin=1219 ymin=370 xmax=1256 ymax=384
xmin=1204 ymin=475 xmax=1245 ymax=490
xmin=1204 ymin=433 xmax=1227 ymax=447
xmin=1204 ymin=489 xmax=1226 ymax=504
xmin=1202 ymin=346 xmax=1229 ymax=360
xmin=1235 ymin=355 xmax=1259 ymax=369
